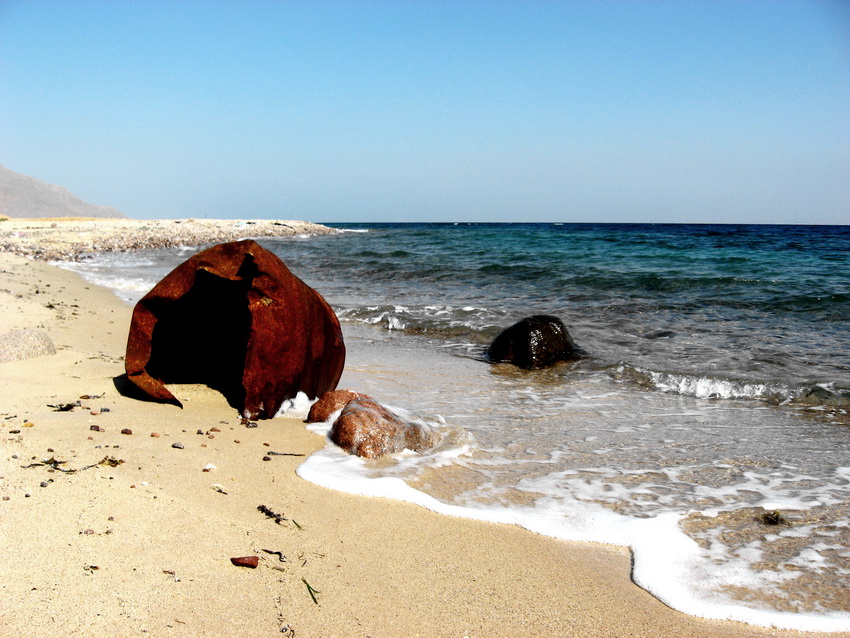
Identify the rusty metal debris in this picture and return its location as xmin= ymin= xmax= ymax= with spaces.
xmin=124 ymin=240 xmax=345 ymax=419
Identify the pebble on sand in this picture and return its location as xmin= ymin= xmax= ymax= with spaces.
xmin=171 ymin=442 xmax=184 ymax=449
xmin=230 ymin=556 xmax=259 ymax=568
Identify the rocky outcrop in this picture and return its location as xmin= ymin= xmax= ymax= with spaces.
xmin=124 ymin=240 xmax=345 ymax=419
xmin=329 ymin=397 xmax=436 ymax=459
xmin=487 ymin=315 xmax=582 ymax=369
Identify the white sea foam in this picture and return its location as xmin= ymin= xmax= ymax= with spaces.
xmin=297 ymin=439 xmax=850 ymax=632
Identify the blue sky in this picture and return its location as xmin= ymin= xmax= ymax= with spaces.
xmin=1 ymin=1 xmax=847 ymax=223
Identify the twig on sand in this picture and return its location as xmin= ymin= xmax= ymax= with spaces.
xmin=301 ymin=577 xmax=320 ymax=604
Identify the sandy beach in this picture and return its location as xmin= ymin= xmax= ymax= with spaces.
xmin=1 ymin=222 xmax=845 ymax=637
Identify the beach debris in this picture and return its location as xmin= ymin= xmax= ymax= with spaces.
xmin=211 ymin=484 xmax=228 ymax=494
xmin=258 ymin=504 xmax=287 ymax=524
xmin=267 ymin=451 xmax=306 ymax=457
xmin=123 ymin=240 xmax=346 ymax=420
xmin=301 ymin=577 xmax=320 ymax=604
xmin=230 ymin=556 xmax=259 ymax=569
xmin=171 ymin=442 xmax=184 ymax=449
xmin=48 ymin=401 xmax=79 ymax=412
xmin=261 ymin=549 xmax=287 ymax=562
xmin=163 ymin=569 xmax=181 ymax=582
xmin=202 ymin=463 xmax=216 ymax=472
xmin=23 ymin=421 xmax=35 ymax=427
xmin=80 ymin=393 xmax=104 ymax=400
xmin=487 ymin=314 xmax=585 ymax=369
xmin=330 ymin=397 xmax=436 ymax=459
xmin=262 ymin=455 xmax=272 ymax=461
xmin=99 ymin=456 xmax=124 ymax=467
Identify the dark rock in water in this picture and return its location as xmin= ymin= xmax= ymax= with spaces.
xmin=487 ymin=315 xmax=582 ymax=369
xmin=330 ymin=397 xmax=435 ymax=459
xmin=306 ymin=389 xmax=367 ymax=423
xmin=124 ymin=240 xmax=345 ymax=420
xmin=0 ymin=329 xmax=56 ymax=363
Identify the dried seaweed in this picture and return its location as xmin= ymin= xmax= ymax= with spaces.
xmin=258 ymin=504 xmax=287 ymax=524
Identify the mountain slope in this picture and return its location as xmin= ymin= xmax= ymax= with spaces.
xmin=0 ymin=165 xmax=126 ymax=219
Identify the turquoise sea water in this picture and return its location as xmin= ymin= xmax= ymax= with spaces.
xmin=66 ymin=223 xmax=850 ymax=631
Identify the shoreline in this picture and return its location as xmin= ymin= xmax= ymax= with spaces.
xmin=1 ymin=233 xmax=846 ymax=635
xmin=0 ymin=217 xmax=338 ymax=261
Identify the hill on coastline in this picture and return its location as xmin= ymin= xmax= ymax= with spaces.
xmin=0 ymin=164 xmax=126 ymax=219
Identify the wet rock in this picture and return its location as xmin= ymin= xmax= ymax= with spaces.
xmin=306 ymin=389 xmax=366 ymax=423
xmin=330 ymin=398 xmax=436 ymax=459
xmin=487 ymin=315 xmax=583 ymax=369
xmin=230 ymin=556 xmax=259 ymax=568
xmin=124 ymin=240 xmax=345 ymax=420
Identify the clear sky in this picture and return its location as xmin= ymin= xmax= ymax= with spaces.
xmin=1 ymin=1 xmax=847 ymax=224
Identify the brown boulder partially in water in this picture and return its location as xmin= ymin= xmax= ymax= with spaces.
xmin=329 ymin=397 xmax=436 ymax=459
xmin=306 ymin=389 xmax=367 ymax=423
xmin=124 ymin=240 xmax=345 ymax=419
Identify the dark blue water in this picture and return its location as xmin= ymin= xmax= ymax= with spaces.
xmin=66 ymin=223 xmax=850 ymax=630
xmin=270 ymin=223 xmax=850 ymax=409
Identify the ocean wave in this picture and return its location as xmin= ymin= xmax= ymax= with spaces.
xmin=617 ymin=364 xmax=850 ymax=407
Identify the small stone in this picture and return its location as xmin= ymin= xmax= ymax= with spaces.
xmin=230 ymin=556 xmax=259 ymax=568
xmin=171 ymin=442 xmax=184 ymax=449
xmin=23 ymin=421 xmax=34 ymax=428
xmin=150 ymin=432 xmax=160 ymax=437
xmin=83 ymin=529 xmax=95 ymax=534
xmin=121 ymin=428 xmax=133 ymax=435
xmin=87 ymin=436 xmax=93 ymax=440
xmin=47 ymin=448 xmax=54 ymax=453
xmin=101 ymin=407 xmax=111 ymax=413
xmin=9 ymin=430 xmax=20 ymax=434
xmin=234 ymin=440 xmax=240 ymax=444
xmin=262 ymin=456 xmax=271 ymax=461
xmin=24 ymin=494 xmax=31 ymax=498
xmin=40 ymin=481 xmax=48 ymax=488
xmin=263 ymin=442 xmax=270 ymax=447
xmin=91 ymin=410 xmax=100 ymax=416
xmin=89 ymin=425 xmax=102 ymax=432
xmin=210 ymin=427 xmax=221 ymax=432
xmin=196 ymin=429 xmax=204 ymax=435
xmin=207 ymin=434 xmax=215 ymax=439
xmin=2 ymin=496 xmax=10 ymax=501
xmin=108 ymin=516 xmax=115 ymax=521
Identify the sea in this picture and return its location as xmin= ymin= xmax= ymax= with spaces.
xmin=61 ymin=222 xmax=850 ymax=632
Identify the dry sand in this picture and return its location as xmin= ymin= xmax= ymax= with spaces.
xmin=1 ymin=232 xmax=845 ymax=637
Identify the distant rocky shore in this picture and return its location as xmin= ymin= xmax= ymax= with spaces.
xmin=0 ymin=218 xmax=338 ymax=261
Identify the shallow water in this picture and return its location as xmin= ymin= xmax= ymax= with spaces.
xmin=64 ymin=223 xmax=850 ymax=631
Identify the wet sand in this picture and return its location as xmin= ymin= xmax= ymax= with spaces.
xmin=0 ymin=229 xmax=845 ymax=637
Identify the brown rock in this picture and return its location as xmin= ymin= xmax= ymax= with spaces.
xmin=124 ymin=240 xmax=346 ymax=420
xmin=329 ymin=398 xmax=436 ymax=459
xmin=230 ymin=556 xmax=259 ymax=568
xmin=120 ymin=428 xmax=132 ymax=435
xmin=306 ymin=389 xmax=367 ymax=423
